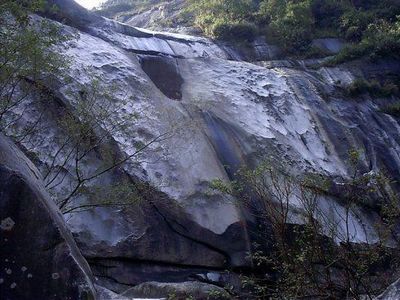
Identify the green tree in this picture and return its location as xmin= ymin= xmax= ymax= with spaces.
xmin=211 ymin=155 xmax=399 ymax=299
xmin=187 ymin=0 xmax=257 ymax=40
xmin=0 ymin=1 xmax=169 ymax=214
xmin=260 ymin=0 xmax=314 ymax=52
xmin=33 ymin=70 xmax=171 ymax=213
xmin=0 ymin=0 xmax=70 ymax=136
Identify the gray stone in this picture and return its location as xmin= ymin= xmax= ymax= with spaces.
xmin=96 ymin=284 xmax=130 ymax=300
xmin=121 ymin=281 xmax=229 ymax=300
xmin=312 ymin=38 xmax=346 ymax=54
xmin=377 ymin=278 xmax=400 ymax=300
xmin=0 ymin=134 xmax=96 ymax=299
xmin=5 ymin=1 xmax=399 ymax=294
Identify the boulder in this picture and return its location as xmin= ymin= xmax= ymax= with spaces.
xmin=0 ymin=134 xmax=95 ymax=300
xmin=312 ymin=38 xmax=346 ymax=54
xmin=121 ymin=281 xmax=230 ymax=300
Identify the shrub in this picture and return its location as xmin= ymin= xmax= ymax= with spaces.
xmin=187 ymin=0 xmax=400 ymax=60
xmin=95 ymin=3 xmax=133 ymax=17
xmin=381 ymin=102 xmax=400 ymax=117
xmin=340 ymin=9 xmax=376 ymax=42
xmin=0 ymin=0 xmax=70 ymax=132
xmin=328 ymin=16 xmax=400 ymax=65
xmin=363 ymin=18 xmax=400 ymax=59
xmin=325 ymin=42 xmax=370 ymax=66
xmin=303 ymin=45 xmax=331 ymax=59
xmin=346 ymin=79 xmax=378 ymax=97
xmin=95 ymin=0 xmax=163 ymax=17
xmin=211 ymin=161 xmax=400 ymax=299
xmin=212 ymin=21 xmax=258 ymax=41
xmin=188 ymin=0 xmax=256 ymax=38
xmin=311 ymin=0 xmax=349 ymax=30
xmin=346 ymin=78 xmax=399 ymax=98
xmin=382 ymin=82 xmax=400 ymax=97
xmin=262 ymin=0 xmax=314 ymax=53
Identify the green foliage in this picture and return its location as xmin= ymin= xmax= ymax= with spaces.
xmin=211 ymin=21 xmax=257 ymax=42
xmin=209 ymin=178 xmax=235 ymax=195
xmin=330 ymin=12 xmax=400 ymax=63
xmin=96 ymin=2 xmax=133 ymax=17
xmin=0 ymin=0 xmax=46 ymax=25
xmin=95 ymin=0 xmax=161 ymax=17
xmin=346 ymin=78 xmax=400 ymax=98
xmin=185 ymin=0 xmax=400 ymax=60
xmin=311 ymin=0 xmax=350 ymax=29
xmin=261 ymin=0 xmax=314 ymax=52
xmin=47 ymin=70 xmax=141 ymax=209
xmin=189 ymin=0 xmax=254 ymax=25
xmin=187 ymin=0 xmax=257 ymax=40
xmin=0 ymin=0 xmax=71 ymax=132
xmin=63 ymin=182 xmax=142 ymax=214
xmin=211 ymin=159 xmax=399 ymax=299
xmin=381 ymin=102 xmax=400 ymax=117
xmin=336 ymin=17 xmax=400 ymax=64
xmin=362 ymin=18 xmax=400 ymax=59
xmin=326 ymin=43 xmax=370 ymax=66
xmin=0 ymin=1 xmax=160 ymax=215
xmin=340 ymin=9 xmax=377 ymax=42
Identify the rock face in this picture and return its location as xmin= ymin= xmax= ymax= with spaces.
xmin=0 ymin=134 xmax=96 ymax=299
xmin=121 ymin=281 xmax=229 ymax=299
xmin=103 ymin=0 xmax=195 ymax=35
xmin=139 ymin=55 xmax=184 ymax=100
xmin=378 ymin=278 xmax=400 ymax=300
xmin=5 ymin=0 xmax=400 ymax=296
xmin=312 ymin=38 xmax=346 ymax=54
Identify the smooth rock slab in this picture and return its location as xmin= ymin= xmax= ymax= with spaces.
xmin=378 ymin=278 xmax=400 ymax=300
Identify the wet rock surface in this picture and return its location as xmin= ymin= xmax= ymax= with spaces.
xmin=0 ymin=134 xmax=95 ymax=300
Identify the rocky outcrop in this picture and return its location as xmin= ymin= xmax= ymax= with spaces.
xmin=4 ymin=0 xmax=400 ymax=296
xmin=0 ymin=134 xmax=95 ymax=299
xmin=104 ymin=0 xmax=196 ymax=35
xmin=378 ymin=278 xmax=400 ymax=300
xmin=311 ymin=38 xmax=346 ymax=54
xmin=121 ymin=281 xmax=229 ymax=299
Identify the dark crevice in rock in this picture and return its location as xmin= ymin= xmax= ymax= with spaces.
xmin=95 ymin=274 xmax=134 ymax=288
xmin=202 ymin=112 xmax=247 ymax=180
xmin=126 ymin=48 xmax=184 ymax=59
xmin=150 ymin=201 xmax=231 ymax=264
xmin=88 ymin=257 xmax=227 ymax=272
xmin=88 ymin=257 xmax=241 ymax=294
xmin=139 ymin=55 xmax=184 ymax=100
xmin=121 ymin=171 xmax=233 ymax=265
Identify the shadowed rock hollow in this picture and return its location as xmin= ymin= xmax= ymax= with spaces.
xmin=139 ymin=55 xmax=184 ymax=100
